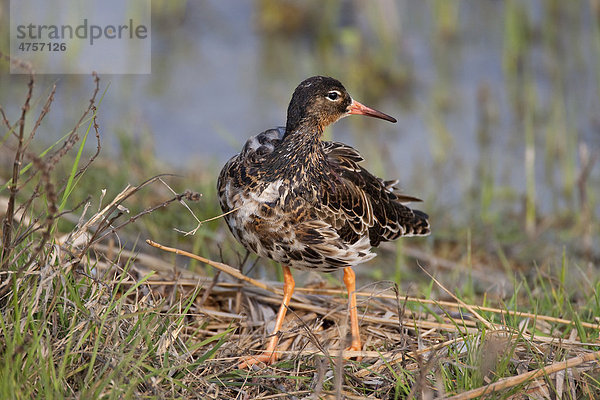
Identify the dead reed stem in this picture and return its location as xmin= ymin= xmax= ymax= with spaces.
xmin=446 ymin=349 xmax=600 ymax=399
xmin=146 ymin=239 xmax=277 ymax=294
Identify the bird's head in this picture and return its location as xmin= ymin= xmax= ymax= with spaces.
xmin=285 ymin=76 xmax=396 ymax=135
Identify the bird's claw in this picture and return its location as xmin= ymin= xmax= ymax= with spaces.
xmin=238 ymin=352 xmax=278 ymax=369
xmin=344 ymin=344 xmax=363 ymax=361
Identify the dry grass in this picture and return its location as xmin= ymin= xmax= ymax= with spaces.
xmin=1 ymin=53 xmax=599 ymax=399
xmin=128 ymin=239 xmax=600 ymax=399
xmin=10 ymin=226 xmax=594 ymax=398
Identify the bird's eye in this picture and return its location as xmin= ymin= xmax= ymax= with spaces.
xmin=326 ymin=91 xmax=340 ymax=101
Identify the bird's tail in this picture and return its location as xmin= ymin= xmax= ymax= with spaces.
xmin=403 ymin=209 xmax=430 ymax=237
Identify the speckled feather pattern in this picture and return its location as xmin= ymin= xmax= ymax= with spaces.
xmin=217 ymin=126 xmax=430 ymax=273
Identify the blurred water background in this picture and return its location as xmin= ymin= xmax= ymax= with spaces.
xmin=1 ymin=0 xmax=599 ymax=274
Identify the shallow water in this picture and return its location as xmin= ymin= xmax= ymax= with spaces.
xmin=1 ymin=0 xmax=599 ymax=220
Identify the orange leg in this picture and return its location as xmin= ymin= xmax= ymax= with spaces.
xmin=343 ymin=267 xmax=362 ymax=355
xmin=239 ymin=265 xmax=295 ymax=369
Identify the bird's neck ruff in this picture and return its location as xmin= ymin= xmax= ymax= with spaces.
xmin=264 ymin=125 xmax=328 ymax=184
xmin=284 ymin=113 xmax=323 ymax=140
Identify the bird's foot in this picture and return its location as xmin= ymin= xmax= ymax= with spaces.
xmin=238 ymin=351 xmax=279 ymax=369
xmin=344 ymin=343 xmax=363 ymax=362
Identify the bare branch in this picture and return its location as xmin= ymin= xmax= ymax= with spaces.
xmin=1 ymin=55 xmax=34 ymax=267
xmin=23 ymin=84 xmax=56 ymax=149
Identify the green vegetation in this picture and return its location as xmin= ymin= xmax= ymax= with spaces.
xmin=1 ymin=1 xmax=599 ymax=398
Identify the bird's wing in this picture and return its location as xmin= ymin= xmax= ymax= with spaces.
xmin=217 ymin=127 xmax=285 ymax=211
xmin=240 ymin=127 xmax=286 ymax=161
xmin=321 ymin=141 xmax=430 ymax=247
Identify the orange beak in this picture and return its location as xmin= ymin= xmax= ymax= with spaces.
xmin=348 ymin=99 xmax=397 ymax=123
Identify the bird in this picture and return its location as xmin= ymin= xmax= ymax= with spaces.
xmin=217 ymin=76 xmax=430 ymax=368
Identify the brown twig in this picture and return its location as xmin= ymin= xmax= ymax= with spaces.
xmin=146 ymin=239 xmax=277 ymax=294
xmin=52 ymin=72 xmax=100 ymax=196
xmin=1 ymin=56 xmax=34 ymax=268
xmin=20 ymin=156 xmax=58 ymax=272
xmin=445 ymin=350 xmax=600 ymax=400
xmin=23 ymin=84 xmax=56 ymax=149
xmin=72 ymin=99 xmax=102 ymax=184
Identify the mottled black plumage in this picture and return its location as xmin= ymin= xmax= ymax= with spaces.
xmin=218 ymin=76 xmax=430 ymax=273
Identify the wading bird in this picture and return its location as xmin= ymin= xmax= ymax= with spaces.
xmin=218 ymin=76 xmax=430 ymax=368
